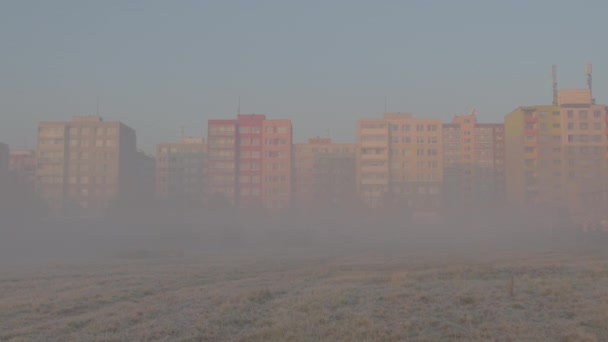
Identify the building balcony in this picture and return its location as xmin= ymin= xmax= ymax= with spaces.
xmin=524 ymin=116 xmax=538 ymax=124
xmin=525 ymin=129 xmax=538 ymax=136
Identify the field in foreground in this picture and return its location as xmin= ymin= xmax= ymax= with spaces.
xmin=1 ymin=240 xmax=608 ymax=342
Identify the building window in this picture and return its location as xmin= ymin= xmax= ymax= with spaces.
xmin=579 ymin=110 xmax=588 ymax=119
xmin=567 ymin=110 xmax=574 ymax=118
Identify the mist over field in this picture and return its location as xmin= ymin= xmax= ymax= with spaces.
xmin=2 ymin=207 xmax=608 ymax=341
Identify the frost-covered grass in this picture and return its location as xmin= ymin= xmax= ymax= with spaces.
xmin=1 ymin=242 xmax=607 ymax=341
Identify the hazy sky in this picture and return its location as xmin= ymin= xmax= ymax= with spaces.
xmin=1 ymin=0 xmax=607 ymax=153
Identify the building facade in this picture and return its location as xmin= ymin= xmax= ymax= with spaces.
xmin=156 ymin=137 xmax=207 ymax=202
xmin=36 ymin=116 xmax=137 ymax=216
xmin=356 ymin=113 xmax=443 ymax=210
xmin=9 ymin=150 xmax=37 ymax=189
xmin=443 ymin=111 xmax=505 ymax=213
xmin=505 ymin=89 xmax=608 ymax=224
xmin=206 ymin=114 xmax=292 ymax=210
xmin=293 ymin=137 xmax=356 ymax=208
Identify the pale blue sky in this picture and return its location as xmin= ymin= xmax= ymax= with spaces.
xmin=1 ymin=0 xmax=607 ymax=153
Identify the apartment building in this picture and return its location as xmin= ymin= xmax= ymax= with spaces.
xmin=356 ymin=113 xmax=442 ymax=210
xmin=9 ymin=150 xmax=36 ymax=189
xmin=156 ymin=137 xmax=207 ymax=202
xmin=206 ymin=114 xmax=292 ymax=210
xmin=207 ymin=119 xmax=238 ymax=205
xmin=505 ymin=89 xmax=608 ymax=223
xmin=293 ymin=137 xmax=356 ymax=208
xmin=36 ymin=116 xmax=137 ymax=216
xmin=443 ymin=111 xmax=505 ymax=213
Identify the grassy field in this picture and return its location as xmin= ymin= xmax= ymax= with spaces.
xmin=1 ymin=231 xmax=607 ymax=342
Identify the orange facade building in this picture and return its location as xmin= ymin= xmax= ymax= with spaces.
xmin=356 ymin=113 xmax=442 ymax=210
xmin=443 ymin=111 xmax=505 ymax=213
xmin=505 ymin=89 xmax=608 ymax=225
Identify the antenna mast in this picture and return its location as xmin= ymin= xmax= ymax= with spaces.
xmin=552 ymin=65 xmax=558 ymax=106
xmin=586 ymin=63 xmax=593 ymax=103
xmin=238 ymin=96 xmax=241 ymax=114
xmin=96 ymin=96 xmax=100 ymax=116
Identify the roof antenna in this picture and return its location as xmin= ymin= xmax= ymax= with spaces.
xmin=586 ymin=63 xmax=594 ymax=104
xmin=96 ymin=96 xmax=100 ymax=116
xmin=552 ymin=65 xmax=558 ymax=106
xmin=238 ymin=96 xmax=241 ymax=114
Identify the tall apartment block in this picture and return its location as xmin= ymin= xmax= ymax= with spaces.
xmin=443 ymin=111 xmax=505 ymax=213
xmin=293 ymin=137 xmax=356 ymax=208
xmin=207 ymin=114 xmax=292 ymax=210
xmin=356 ymin=113 xmax=442 ymax=210
xmin=36 ymin=116 xmax=137 ymax=216
xmin=505 ymin=88 xmax=608 ymax=224
xmin=156 ymin=137 xmax=207 ymax=202
xmin=9 ymin=150 xmax=37 ymax=189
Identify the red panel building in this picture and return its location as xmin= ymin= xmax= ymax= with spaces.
xmin=206 ymin=114 xmax=293 ymax=211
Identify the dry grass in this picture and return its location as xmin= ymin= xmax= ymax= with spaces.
xmin=1 ymin=246 xmax=608 ymax=341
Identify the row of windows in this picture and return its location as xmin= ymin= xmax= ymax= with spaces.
xmin=209 ymin=137 xmax=234 ymax=145
xmin=264 ymin=126 xmax=289 ymax=134
xmin=567 ymin=122 xmax=605 ymax=130
xmin=157 ymin=156 xmax=204 ymax=164
xmin=69 ymin=164 xmax=113 ymax=173
xmin=69 ymin=139 xmax=117 ymax=148
xmin=239 ymin=126 xmax=261 ymax=134
xmin=157 ymin=167 xmax=203 ymax=174
xmin=239 ymin=176 xmax=261 ymax=183
xmin=390 ymin=124 xmax=439 ymax=132
xmin=209 ymin=162 xmax=235 ymax=170
xmin=208 ymin=150 xmax=235 ymax=158
xmin=69 ymin=151 xmax=115 ymax=160
xmin=239 ymin=139 xmax=260 ymax=146
xmin=38 ymin=138 xmax=65 ymax=145
xmin=208 ymin=175 xmax=234 ymax=182
xmin=70 ymin=127 xmax=117 ymax=135
xmin=67 ymin=176 xmax=115 ymax=185
xmin=265 ymin=151 xmax=288 ymax=158
xmin=240 ymin=151 xmax=261 ymax=158
xmin=158 ymin=147 xmax=204 ymax=154
xmin=209 ymin=125 xmax=235 ymax=133
xmin=565 ymin=110 xmax=604 ymax=119
xmin=567 ymin=134 xmax=603 ymax=143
